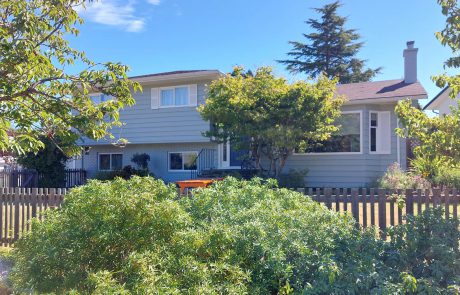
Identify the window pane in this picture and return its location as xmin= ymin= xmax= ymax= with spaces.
xmin=99 ymin=154 xmax=111 ymax=170
xmin=160 ymin=89 xmax=174 ymax=106
xmin=183 ymin=153 xmax=197 ymax=170
xmin=111 ymin=154 xmax=123 ymax=170
xmin=175 ymin=87 xmax=189 ymax=105
xmin=370 ymin=128 xmax=377 ymax=152
xmin=304 ymin=113 xmax=361 ymax=153
xmin=170 ymin=153 xmax=183 ymax=170
xmin=371 ymin=113 xmax=378 ymax=127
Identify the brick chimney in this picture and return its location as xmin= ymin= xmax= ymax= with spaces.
xmin=403 ymin=41 xmax=418 ymax=84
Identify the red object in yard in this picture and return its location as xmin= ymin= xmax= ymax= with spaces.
xmin=176 ymin=178 xmax=222 ymax=194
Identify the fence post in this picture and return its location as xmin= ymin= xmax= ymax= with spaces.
xmin=351 ymin=188 xmax=359 ymax=228
xmin=405 ymin=189 xmax=414 ymax=216
xmin=14 ymin=187 xmax=20 ymax=241
xmin=378 ymin=189 xmax=387 ymax=237
xmin=433 ymin=189 xmax=441 ymax=207
xmin=324 ymin=188 xmax=332 ymax=210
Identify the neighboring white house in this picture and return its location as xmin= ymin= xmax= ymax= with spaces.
xmin=71 ymin=41 xmax=428 ymax=187
xmin=424 ymin=87 xmax=459 ymax=115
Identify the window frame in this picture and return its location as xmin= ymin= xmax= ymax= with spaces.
xmin=168 ymin=151 xmax=198 ymax=172
xmin=159 ymin=85 xmax=191 ymax=108
xmin=98 ymin=153 xmax=123 ymax=171
xmin=369 ymin=111 xmax=392 ymax=155
xmin=293 ymin=110 xmax=363 ymax=156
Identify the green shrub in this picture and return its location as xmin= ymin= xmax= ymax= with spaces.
xmin=10 ymin=177 xmax=384 ymax=294
xmin=434 ymin=166 xmax=460 ymax=188
xmin=9 ymin=177 xmax=460 ymax=293
xmin=93 ymin=165 xmax=150 ymax=181
xmin=384 ymin=208 xmax=460 ymax=292
xmin=277 ymin=169 xmax=308 ymax=188
xmin=378 ymin=162 xmax=431 ymax=189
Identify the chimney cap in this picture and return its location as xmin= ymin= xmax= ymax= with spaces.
xmin=406 ymin=41 xmax=415 ymax=49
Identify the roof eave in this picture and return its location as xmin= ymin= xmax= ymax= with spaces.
xmin=131 ymin=70 xmax=223 ymax=84
xmin=344 ymin=94 xmax=428 ymax=105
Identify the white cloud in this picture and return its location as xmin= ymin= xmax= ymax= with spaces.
xmin=147 ymin=0 xmax=161 ymax=5
xmin=77 ymin=0 xmax=146 ymax=32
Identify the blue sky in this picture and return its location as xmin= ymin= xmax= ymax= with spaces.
xmin=73 ymin=0 xmax=453 ymax=106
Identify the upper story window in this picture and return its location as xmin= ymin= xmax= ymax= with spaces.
xmin=296 ymin=112 xmax=362 ymax=154
xmin=151 ymin=84 xmax=198 ymax=109
xmin=90 ymin=93 xmax=114 ymax=104
xmin=369 ymin=111 xmax=391 ymax=154
xmin=160 ymin=86 xmax=189 ymax=107
xmin=99 ymin=153 xmax=123 ymax=171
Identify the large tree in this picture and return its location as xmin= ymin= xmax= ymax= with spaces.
xmin=199 ymin=67 xmax=344 ymax=178
xmin=433 ymin=0 xmax=460 ymax=97
xmin=0 ymin=0 xmax=141 ymax=156
xmin=395 ymin=0 xmax=460 ymax=178
xmin=278 ymin=1 xmax=381 ymax=84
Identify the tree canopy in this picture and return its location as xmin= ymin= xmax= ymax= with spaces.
xmin=278 ymin=1 xmax=381 ymax=84
xmin=198 ymin=66 xmax=344 ymax=177
xmin=433 ymin=0 xmax=460 ymax=97
xmin=0 ymin=0 xmax=141 ymax=156
xmin=395 ymin=0 xmax=460 ymax=179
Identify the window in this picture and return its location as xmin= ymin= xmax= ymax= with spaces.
xmin=98 ymin=154 xmax=123 ymax=171
xmin=160 ymin=86 xmax=189 ymax=107
xmin=298 ymin=112 xmax=362 ymax=153
xmin=90 ymin=93 xmax=114 ymax=104
xmin=169 ymin=152 xmax=198 ymax=171
xmin=369 ymin=111 xmax=391 ymax=154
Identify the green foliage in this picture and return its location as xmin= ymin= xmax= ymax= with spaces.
xmin=378 ymin=163 xmax=431 ymax=189
xmin=278 ymin=1 xmax=381 ymax=83
xmin=199 ymin=66 xmax=344 ymax=177
xmin=433 ymin=0 xmax=460 ymax=97
xmin=94 ymin=165 xmax=150 ymax=181
xmin=17 ymin=137 xmax=69 ymax=187
xmin=385 ymin=207 xmax=460 ymax=292
xmin=10 ymin=177 xmax=389 ymax=294
xmin=0 ymin=0 xmax=141 ymax=156
xmin=396 ymin=99 xmax=460 ymax=180
xmin=434 ymin=166 xmax=460 ymax=188
xmin=277 ymin=169 xmax=308 ymax=188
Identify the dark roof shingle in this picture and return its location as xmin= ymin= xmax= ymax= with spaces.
xmin=336 ymin=79 xmax=427 ymax=101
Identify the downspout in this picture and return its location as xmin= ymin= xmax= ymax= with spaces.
xmin=396 ymin=118 xmax=401 ymax=167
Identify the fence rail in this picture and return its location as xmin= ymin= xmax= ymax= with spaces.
xmin=295 ymin=188 xmax=459 ymax=236
xmin=0 ymin=169 xmax=86 ymax=188
xmin=0 ymin=187 xmax=66 ymax=247
xmin=0 ymin=187 xmax=459 ymax=247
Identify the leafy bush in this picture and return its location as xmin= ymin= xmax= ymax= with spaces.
xmin=378 ymin=162 xmax=431 ymax=189
xmin=10 ymin=177 xmax=384 ymax=294
xmin=434 ymin=166 xmax=460 ymax=188
xmin=277 ymin=169 xmax=308 ymax=188
xmin=384 ymin=208 xmax=460 ymax=292
xmin=9 ymin=177 xmax=460 ymax=293
xmin=93 ymin=165 xmax=150 ymax=181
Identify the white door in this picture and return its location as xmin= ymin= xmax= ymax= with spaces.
xmin=218 ymin=140 xmax=231 ymax=168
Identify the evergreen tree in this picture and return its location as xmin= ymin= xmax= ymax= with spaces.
xmin=278 ymin=1 xmax=381 ymax=83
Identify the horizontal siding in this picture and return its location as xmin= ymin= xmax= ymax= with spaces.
xmin=81 ymin=142 xmax=218 ymax=183
xmin=84 ymin=82 xmax=211 ymax=145
xmin=282 ymin=103 xmax=405 ymax=187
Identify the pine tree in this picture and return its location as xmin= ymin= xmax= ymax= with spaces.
xmin=278 ymin=1 xmax=381 ymax=83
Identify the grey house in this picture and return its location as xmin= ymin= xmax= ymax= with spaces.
xmin=73 ymin=42 xmax=427 ymax=187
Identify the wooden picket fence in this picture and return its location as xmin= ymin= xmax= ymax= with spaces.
xmin=0 ymin=187 xmax=459 ymax=247
xmin=295 ymin=188 xmax=459 ymax=235
xmin=0 ymin=187 xmax=66 ymax=247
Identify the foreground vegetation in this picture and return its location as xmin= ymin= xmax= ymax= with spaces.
xmin=7 ymin=177 xmax=460 ymax=294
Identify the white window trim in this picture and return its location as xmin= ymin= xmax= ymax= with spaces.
xmin=369 ymin=111 xmax=392 ymax=155
xmin=98 ymin=153 xmax=123 ymax=171
xmin=168 ymin=151 xmax=198 ymax=172
xmin=159 ymin=85 xmax=192 ymax=108
xmin=293 ymin=110 xmax=363 ymax=156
